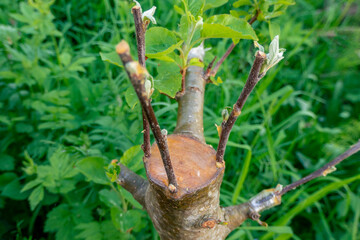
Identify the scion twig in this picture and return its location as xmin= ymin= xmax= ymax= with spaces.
xmin=205 ymin=56 xmax=217 ymax=82
xmin=248 ymin=9 xmax=260 ymax=25
xmin=279 ymin=140 xmax=360 ymax=195
xmin=205 ymin=43 xmax=235 ymax=80
xmin=132 ymin=6 xmax=151 ymax=158
xmin=216 ymin=51 xmax=266 ymax=164
xmin=224 ymin=141 xmax=360 ymax=230
xmin=116 ymin=41 xmax=178 ymax=193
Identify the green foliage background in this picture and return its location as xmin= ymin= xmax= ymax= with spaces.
xmin=0 ymin=0 xmax=359 ymax=239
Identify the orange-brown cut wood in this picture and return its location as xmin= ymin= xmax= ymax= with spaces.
xmin=145 ymin=134 xmax=222 ymax=198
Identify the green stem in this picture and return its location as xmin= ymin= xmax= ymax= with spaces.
xmin=111 ymin=183 xmax=127 ymax=212
xmin=51 ymin=36 xmax=61 ymax=66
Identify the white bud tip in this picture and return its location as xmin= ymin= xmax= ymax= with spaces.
xmin=161 ymin=129 xmax=168 ymax=136
xmin=168 ymin=184 xmax=177 ymax=193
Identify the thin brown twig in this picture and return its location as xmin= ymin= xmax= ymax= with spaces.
xmin=205 ymin=56 xmax=217 ymax=82
xmin=279 ymin=141 xmax=360 ymax=195
xmin=216 ymin=52 xmax=266 ymax=164
xmin=205 ymin=10 xmax=260 ymax=80
xmin=206 ymin=43 xmax=235 ymax=79
xmin=117 ymin=41 xmax=178 ymax=193
xmin=248 ymin=9 xmax=259 ymax=25
xmin=132 ymin=6 xmax=151 ymax=158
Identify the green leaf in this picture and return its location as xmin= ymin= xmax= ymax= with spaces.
xmin=60 ymin=52 xmax=72 ymax=66
xmin=119 ymin=188 xmax=143 ymax=209
xmin=145 ymin=27 xmax=179 ymax=55
xmin=202 ymin=14 xmax=258 ymax=42
xmin=98 ymin=189 xmax=122 ymax=209
xmin=209 ymin=76 xmax=223 ymax=85
xmin=0 ymin=173 xmax=17 ymax=191
xmin=181 ymin=0 xmax=205 ymax=17
xmin=75 ymin=222 xmax=102 ymax=240
xmin=241 ymin=226 xmax=293 ymax=234
xmin=230 ymin=9 xmax=251 ymax=18
xmin=45 ymin=204 xmax=93 ymax=240
xmin=0 ymin=24 xmax=20 ymax=43
xmin=67 ymin=57 xmax=95 ymax=72
xmin=99 ymin=51 xmax=123 ymax=68
xmin=155 ymin=61 xmax=182 ymax=98
xmin=72 ymin=57 xmax=96 ymax=65
xmin=15 ymin=122 xmax=34 ymax=133
xmin=188 ymin=58 xmax=204 ymax=67
xmin=111 ymin=208 xmax=145 ymax=233
xmin=21 ymin=178 xmax=42 ymax=192
xmin=57 ymin=179 xmax=77 ymax=194
xmin=174 ymin=5 xmax=185 ymax=15
xmin=76 ymin=157 xmax=109 ymax=185
xmin=2 ymin=178 xmax=29 ymax=200
xmin=125 ymin=87 xmax=139 ymax=109
xmin=29 ymin=185 xmax=44 ymax=210
xmin=110 ymin=207 xmax=123 ymax=230
xmin=49 ymin=149 xmax=77 ymax=178
xmin=187 ymin=0 xmax=205 ymax=17
xmin=146 ymin=53 xmax=177 ymax=62
xmin=76 ymin=221 xmax=125 ymax=240
xmin=0 ymin=71 xmax=19 ymax=80
xmin=233 ymin=0 xmax=252 ymax=8
xmin=267 ymin=0 xmax=295 ymax=5
xmin=179 ymin=15 xmax=190 ymax=41
xmin=120 ymin=145 xmax=143 ymax=170
xmin=204 ymin=0 xmax=228 ymax=11
xmin=0 ymin=154 xmax=15 ymax=171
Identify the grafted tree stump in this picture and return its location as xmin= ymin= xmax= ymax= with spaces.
xmin=144 ymin=135 xmax=236 ymax=239
xmin=117 ymin=42 xmax=252 ymax=240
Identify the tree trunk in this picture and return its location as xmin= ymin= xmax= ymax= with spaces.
xmin=143 ymin=134 xmax=249 ymax=239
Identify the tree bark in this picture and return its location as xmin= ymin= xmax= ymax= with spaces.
xmin=174 ymin=45 xmax=206 ymax=143
xmin=142 ymin=135 xmax=249 ymax=240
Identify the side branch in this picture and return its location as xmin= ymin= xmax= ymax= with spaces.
xmin=132 ymin=6 xmax=151 ymax=158
xmin=204 ymin=43 xmax=236 ymax=80
xmin=216 ymin=52 xmax=266 ymax=163
xmin=225 ymin=141 xmax=360 ymax=230
xmin=116 ymin=41 xmax=178 ymax=193
xmin=224 ymin=203 xmax=252 ymax=231
xmin=117 ymin=164 xmax=149 ymax=208
xmin=279 ymin=140 xmax=360 ymax=195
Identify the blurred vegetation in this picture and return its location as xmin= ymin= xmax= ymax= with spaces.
xmin=0 ymin=0 xmax=359 ymax=239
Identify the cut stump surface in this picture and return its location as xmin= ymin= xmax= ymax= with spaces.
xmin=145 ymin=134 xmax=223 ymax=198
